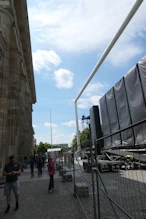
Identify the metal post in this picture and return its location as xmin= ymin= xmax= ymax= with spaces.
xmin=75 ymin=102 xmax=81 ymax=152
xmin=89 ymin=124 xmax=97 ymax=219
xmin=96 ymin=166 xmax=119 ymax=219
xmin=50 ymin=110 xmax=52 ymax=147
xmin=73 ymin=145 xmax=76 ymax=195
xmin=94 ymin=142 xmax=101 ymax=219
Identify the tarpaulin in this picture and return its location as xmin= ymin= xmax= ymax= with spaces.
xmin=106 ymin=88 xmax=121 ymax=147
xmin=99 ymin=95 xmax=111 ymax=148
xmin=124 ymin=66 xmax=146 ymax=144
xmin=138 ymin=56 xmax=146 ymax=101
xmin=114 ymin=78 xmax=134 ymax=146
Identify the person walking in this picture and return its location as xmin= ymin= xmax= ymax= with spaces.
xmin=30 ymin=156 xmax=35 ymax=177
xmin=3 ymin=155 xmax=21 ymax=213
xmin=48 ymin=157 xmax=55 ymax=192
xmin=24 ymin=156 xmax=28 ymax=168
xmin=42 ymin=154 xmax=45 ymax=167
xmin=37 ymin=156 xmax=42 ymax=176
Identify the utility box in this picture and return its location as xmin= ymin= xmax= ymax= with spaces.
xmin=98 ymin=160 xmax=120 ymax=172
xmin=75 ymin=182 xmax=89 ymax=197
xmin=59 ymin=169 xmax=66 ymax=176
xmin=83 ymin=162 xmax=92 ymax=172
xmin=75 ymin=183 xmax=83 ymax=197
xmin=82 ymin=183 xmax=89 ymax=197
xmin=62 ymin=174 xmax=72 ymax=182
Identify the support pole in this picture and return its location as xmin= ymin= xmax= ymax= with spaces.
xmin=75 ymin=102 xmax=81 ymax=152
xmin=89 ymin=124 xmax=97 ymax=219
xmin=94 ymin=143 xmax=101 ymax=219
xmin=50 ymin=110 xmax=52 ymax=147
xmin=73 ymin=144 xmax=76 ymax=195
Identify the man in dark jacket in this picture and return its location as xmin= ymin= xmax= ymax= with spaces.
xmin=30 ymin=156 xmax=35 ymax=177
xmin=3 ymin=155 xmax=21 ymax=213
xmin=37 ymin=156 xmax=42 ymax=176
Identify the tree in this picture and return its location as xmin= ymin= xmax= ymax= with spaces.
xmin=33 ymin=144 xmax=38 ymax=154
xmin=61 ymin=147 xmax=67 ymax=152
xmin=71 ymin=128 xmax=90 ymax=150
xmin=80 ymin=128 xmax=90 ymax=149
xmin=36 ymin=142 xmax=52 ymax=154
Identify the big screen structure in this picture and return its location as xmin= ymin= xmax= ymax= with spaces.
xmin=90 ymin=106 xmax=103 ymax=154
xmin=100 ymin=56 xmax=146 ymax=149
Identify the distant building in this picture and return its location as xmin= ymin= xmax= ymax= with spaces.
xmin=52 ymin=144 xmax=68 ymax=148
xmin=33 ymin=138 xmax=37 ymax=146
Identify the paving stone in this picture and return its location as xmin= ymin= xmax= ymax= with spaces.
xmin=0 ymin=167 xmax=88 ymax=219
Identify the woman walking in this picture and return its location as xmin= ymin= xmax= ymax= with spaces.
xmin=48 ymin=157 xmax=55 ymax=192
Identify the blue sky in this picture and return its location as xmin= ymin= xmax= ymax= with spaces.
xmin=27 ymin=0 xmax=146 ymax=146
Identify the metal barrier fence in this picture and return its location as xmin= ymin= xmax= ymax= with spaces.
xmin=53 ymin=131 xmax=146 ymax=219
xmin=72 ymin=0 xmax=144 ymax=217
xmin=74 ymin=119 xmax=146 ymax=219
xmin=70 ymin=116 xmax=146 ymax=218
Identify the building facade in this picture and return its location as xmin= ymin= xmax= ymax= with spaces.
xmin=0 ymin=0 xmax=36 ymax=174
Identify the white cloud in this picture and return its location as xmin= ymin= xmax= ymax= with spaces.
xmin=44 ymin=122 xmax=57 ymax=128
xmin=35 ymin=136 xmax=45 ymax=144
xmin=33 ymin=125 xmax=39 ymax=128
xmin=71 ymin=132 xmax=76 ymax=138
xmin=90 ymin=95 xmax=102 ymax=105
xmin=32 ymin=50 xmax=61 ymax=72
xmin=78 ymin=95 xmax=102 ymax=109
xmin=29 ymin=0 xmax=146 ymax=65
xmin=62 ymin=120 xmax=88 ymax=133
xmin=107 ymin=42 xmax=143 ymax=66
xmin=54 ymin=135 xmax=71 ymax=145
xmin=61 ymin=120 xmax=81 ymax=127
xmin=54 ymin=68 xmax=74 ymax=88
xmin=50 ymin=132 xmax=74 ymax=145
xmin=35 ymin=122 xmax=87 ymax=144
xmin=84 ymin=83 xmax=104 ymax=96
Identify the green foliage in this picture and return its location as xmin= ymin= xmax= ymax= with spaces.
xmin=71 ymin=127 xmax=90 ymax=150
xmin=34 ymin=142 xmax=52 ymax=154
xmin=61 ymin=147 xmax=67 ymax=152
xmin=34 ymin=128 xmax=90 ymax=154
xmin=33 ymin=144 xmax=38 ymax=154
xmin=34 ymin=142 xmax=67 ymax=154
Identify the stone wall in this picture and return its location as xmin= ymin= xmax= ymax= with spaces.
xmin=0 ymin=1 xmax=36 ymax=174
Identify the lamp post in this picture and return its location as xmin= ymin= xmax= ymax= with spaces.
xmin=50 ymin=110 xmax=52 ymax=148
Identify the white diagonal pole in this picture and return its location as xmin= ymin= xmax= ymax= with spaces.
xmin=75 ymin=0 xmax=143 ymax=152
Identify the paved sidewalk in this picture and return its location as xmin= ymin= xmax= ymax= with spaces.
xmin=0 ymin=166 xmax=89 ymax=219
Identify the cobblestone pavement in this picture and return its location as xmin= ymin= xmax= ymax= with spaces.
xmin=0 ymin=166 xmax=90 ymax=219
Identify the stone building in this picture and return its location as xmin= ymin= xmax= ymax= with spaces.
xmin=0 ymin=0 xmax=36 ymax=174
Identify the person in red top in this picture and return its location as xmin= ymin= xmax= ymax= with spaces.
xmin=48 ymin=157 xmax=55 ymax=192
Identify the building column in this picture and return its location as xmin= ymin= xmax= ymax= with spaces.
xmin=24 ymin=92 xmax=33 ymax=158
xmin=19 ymin=74 xmax=27 ymax=163
xmin=7 ymin=53 xmax=22 ymax=161
xmin=0 ymin=8 xmax=13 ymax=173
